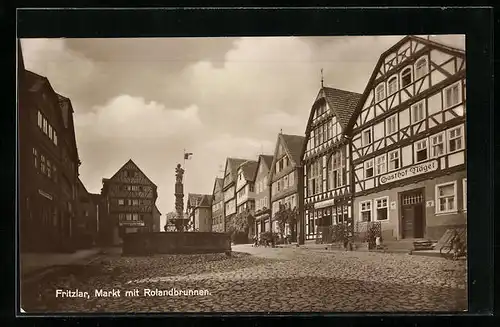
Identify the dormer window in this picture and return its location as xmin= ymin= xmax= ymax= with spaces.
xmin=415 ymin=58 xmax=428 ymax=79
xmin=388 ymin=76 xmax=398 ymax=95
xmin=375 ymin=83 xmax=385 ymax=102
xmin=401 ymin=67 xmax=412 ymax=87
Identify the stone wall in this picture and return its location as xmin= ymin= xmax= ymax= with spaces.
xmin=122 ymin=232 xmax=231 ymax=255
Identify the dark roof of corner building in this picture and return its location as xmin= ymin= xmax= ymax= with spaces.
xmin=281 ymin=134 xmax=306 ymax=166
xmin=225 ymin=158 xmax=250 ymax=185
xmin=238 ymin=160 xmax=258 ymax=182
xmin=199 ymin=195 xmax=213 ymax=207
xmin=188 ymin=193 xmax=212 ymax=208
xmin=322 ymin=87 xmax=362 ymax=129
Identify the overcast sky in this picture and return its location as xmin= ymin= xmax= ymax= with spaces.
xmin=21 ymin=35 xmax=465 ymax=228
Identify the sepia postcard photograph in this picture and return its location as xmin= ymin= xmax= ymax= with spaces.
xmin=18 ymin=32 xmax=468 ymax=314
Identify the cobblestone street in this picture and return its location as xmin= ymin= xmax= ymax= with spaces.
xmin=21 ymin=245 xmax=467 ymax=313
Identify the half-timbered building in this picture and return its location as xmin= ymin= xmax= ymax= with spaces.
xmin=269 ymin=133 xmax=305 ymax=243
xmin=301 ymin=86 xmax=362 ymax=243
xmin=346 ymin=35 xmax=466 ymax=241
xmin=253 ymin=155 xmax=274 ymax=235
xmin=100 ymin=159 xmax=158 ymax=245
xmin=211 ymin=178 xmax=225 ymax=232
xmin=222 ymin=158 xmax=249 ymax=232
xmin=19 ymin=39 xmax=81 ymax=253
xmin=236 ymin=160 xmax=258 ymax=214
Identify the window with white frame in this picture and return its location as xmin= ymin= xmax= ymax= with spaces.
xmin=47 ymin=160 xmax=52 ymax=178
xmin=444 ymin=82 xmax=461 ymax=109
xmin=388 ymin=149 xmax=400 ymax=171
xmin=289 ymin=171 xmax=294 ymax=186
xmin=37 ymin=111 xmax=43 ymax=129
xmin=388 ymin=76 xmax=398 ymax=95
xmin=386 ymin=115 xmax=397 ymax=135
xmin=362 ymin=128 xmax=372 ymax=146
xmin=448 ymin=126 xmax=464 ymax=152
xmin=411 ymin=101 xmax=425 ymax=123
xmin=430 ymin=132 xmax=445 ymax=158
xmin=42 ymin=117 xmax=48 ymax=134
xmin=375 ymin=197 xmax=389 ymax=221
xmin=375 ymin=155 xmax=387 ymax=175
xmin=328 ymin=150 xmax=343 ymax=189
xmin=401 ymin=67 xmax=412 ymax=87
xmin=364 ymin=159 xmax=374 ymax=178
xmin=436 ymin=181 xmax=457 ymax=213
xmin=375 ymin=83 xmax=385 ymax=102
xmin=360 ymin=201 xmax=372 ymax=222
xmin=118 ymin=199 xmax=124 ymax=205
xmin=415 ymin=58 xmax=428 ymax=79
xmin=415 ymin=138 xmax=428 ymax=162
xmin=463 ymin=178 xmax=467 ymax=211
xmin=308 ymin=159 xmax=322 ymax=196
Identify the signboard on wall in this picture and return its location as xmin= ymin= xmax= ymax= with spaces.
xmin=119 ymin=220 xmax=145 ymax=227
xmin=379 ymin=160 xmax=439 ymax=185
xmin=314 ymin=199 xmax=335 ymax=209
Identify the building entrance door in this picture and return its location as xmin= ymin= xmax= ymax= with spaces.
xmin=400 ymin=190 xmax=425 ymax=239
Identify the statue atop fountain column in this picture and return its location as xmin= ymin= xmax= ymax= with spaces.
xmin=173 ymin=164 xmax=187 ymax=231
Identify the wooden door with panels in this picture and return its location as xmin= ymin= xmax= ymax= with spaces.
xmin=400 ymin=189 xmax=425 ymax=239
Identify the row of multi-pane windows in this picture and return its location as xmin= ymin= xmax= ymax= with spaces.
xmin=117 ymin=199 xmax=148 ymax=206
xmin=358 ymin=178 xmax=466 ymax=222
xmin=33 ymin=147 xmax=57 ymax=182
xmin=255 ymin=176 xmax=269 ymax=194
xmin=237 ymin=183 xmax=255 ymax=199
xmin=307 ymin=150 xmax=346 ymax=196
xmin=37 ymin=111 xmax=58 ymax=146
xmin=118 ymin=213 xmax=143 ymax=221
xmin=307 ymin=119 xmax=341 ymax=151
xmin=117 ymin=184 xmax=149 ymax=192
xmin=363 ymin=81 xmax=463 ymax=147
xmin=275 ymin=155 xmax=290 ymax=174
xmin=272 ymin=171 xmax=295 ymax=194
xmin=256 ymin=196 xmax=269 ymax=211
xmin=363 ymin=125 xmax=464 ymax=178
xmin=212 ymin=201 xmax=223 ymax=212
xmin=375 ymin=57 xmax=429 ymax=103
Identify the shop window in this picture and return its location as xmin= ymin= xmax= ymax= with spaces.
xmin=436 ymin=181 xmax=457 ymax=214
xmin=448 ymin=126 xmax=464 ymax=152
xmin=375 ymin=197 xmax=389 ymax=221
xmin=415 ymin=138 xmax=428 ymax=163
xmin=364 ymin=159 xmax=374 ymax=178
xmin=360 ymin=201 xmax=372 ymax=222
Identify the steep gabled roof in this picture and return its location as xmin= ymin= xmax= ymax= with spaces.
xmin=187 ymin=193 xmax=204 ymax=208
xmin=345 ymin=35 xmax=466 ymax=134
xmin=280 ymin=134 xmax=306 ymax=166
xmin=199 ymin=195 xmax=213 ymax=207
xmin=212 ymin=177 xmax=224 ymax=195
xmin=223 ymin=157 xmax=249 ymax=187
xmin=188 ymin=193 xmax=212 ymax=208
xmin=238 ymin=160 xmax=258 ymax=182
xmin=322 ymin=87 xmax=362 ymax=129
xmin=252 ymin=154 xmax=274 ymax=181
xmin=107 ymin=159 xmax=157 ymax=187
